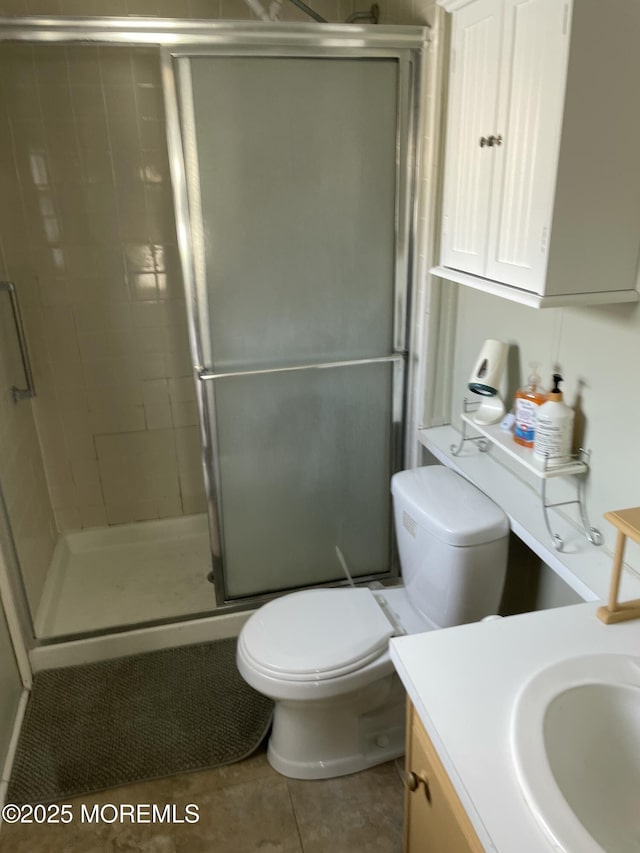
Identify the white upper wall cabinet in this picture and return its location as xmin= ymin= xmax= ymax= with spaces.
xmin=433 ymin=0 xmax=640 ymax=308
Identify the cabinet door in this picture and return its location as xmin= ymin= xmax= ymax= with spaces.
xmin=485 ymin=0 xmax=570 ymax=291
xmin=440 ymin=0 xmax=503 ymax=276
xmin=405 ymin=704 xmax=483 ymax=853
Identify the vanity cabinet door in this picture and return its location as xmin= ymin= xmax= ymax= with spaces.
xmin=404 ymin=701 xmax=483 ymax=853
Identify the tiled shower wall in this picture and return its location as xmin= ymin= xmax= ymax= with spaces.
xmin=0 ymin=43 xmax=206 ymax=533
xmin=0 ymin=0 xmax=436 ymax=589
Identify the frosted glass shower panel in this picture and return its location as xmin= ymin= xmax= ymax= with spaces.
xmin=211 ymin=362 xmax=394 ymax=599
xmin=188 ymin=56 xmax=398 ymax=369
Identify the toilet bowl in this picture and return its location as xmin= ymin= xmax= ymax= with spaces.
xmin=237 ymin=465 xmax=509 ymax=780
xmin=237 ymin=586 xmax=408 ymax=778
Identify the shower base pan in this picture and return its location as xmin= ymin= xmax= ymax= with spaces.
xmin=35 ymin=514 xmax=214 ymax=639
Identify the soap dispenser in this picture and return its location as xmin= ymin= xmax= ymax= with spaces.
xmin=513 ymin=366 xmax=546 ymax=447
xmin=534 ymin=374 xmax=575 ymax=465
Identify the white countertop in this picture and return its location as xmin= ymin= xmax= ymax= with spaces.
xmin=390 ymin=602 xmax=640 ymax=852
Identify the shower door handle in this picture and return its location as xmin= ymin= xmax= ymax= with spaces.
xmin=0 ymin=281 xmax=36 ymax=403
xmin=197 ymin=354 xmax=406 ymax=381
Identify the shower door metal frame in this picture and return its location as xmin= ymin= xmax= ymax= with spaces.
xmin=0 ymin=17 xmax=427 ymax=47
xmin=0 ymin=19 xmax=428 ymax=632
xmin=163 ymin=30 xmax=426 ymax=605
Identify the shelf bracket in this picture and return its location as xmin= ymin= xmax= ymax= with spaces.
xmin=450 ymin=400 xmax=489 ymax=456
xmin=452 ymin=402 xmax=603 ymax=551
xmin=540 ymin=449 xmax=603 ymax=552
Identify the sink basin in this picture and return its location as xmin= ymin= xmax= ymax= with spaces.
xmin=511 ymin=653 xmax=640 ymax=852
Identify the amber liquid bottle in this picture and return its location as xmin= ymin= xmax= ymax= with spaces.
xmin=513 ymin=370 xmax=547 ymax=447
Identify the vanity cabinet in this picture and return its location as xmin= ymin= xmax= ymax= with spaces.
xmin=433 ymin=0 xmax=640 ymax=308
xmin=404 ymin=700 xmax=483 ymax=853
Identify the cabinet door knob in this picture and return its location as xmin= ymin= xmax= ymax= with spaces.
xmin=487 ymin=134 xmax=503 ymax=147
xmin=479 ymin=136 xmax=489 ymax=147
xmin=405 ymin=771 xmax=432 ymax=802
xmin=406 ymin=771 xmax=420 ymax=791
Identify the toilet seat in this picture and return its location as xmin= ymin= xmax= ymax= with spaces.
xmin=239 ymin=588 xmax=395 ymax=682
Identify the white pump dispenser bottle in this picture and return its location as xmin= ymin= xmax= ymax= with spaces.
xmin=534 ymin=374 xmax=574 ymax=465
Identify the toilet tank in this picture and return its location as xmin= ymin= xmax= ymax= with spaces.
xmin=391 ymin=466 xmax=509 ymax=629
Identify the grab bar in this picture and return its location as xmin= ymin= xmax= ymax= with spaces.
xmin=0 ymin=281 xmax=36 ymax=403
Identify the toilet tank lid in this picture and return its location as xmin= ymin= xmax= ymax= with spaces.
xmin=391 ymin=466 xmax=509 ymax=546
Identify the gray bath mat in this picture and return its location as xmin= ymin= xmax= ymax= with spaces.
xmin=8 ymin=637 xmax=273 ymax=804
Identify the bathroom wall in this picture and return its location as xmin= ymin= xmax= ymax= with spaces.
xmin=449 ymin=288 xmax=640 ymax=574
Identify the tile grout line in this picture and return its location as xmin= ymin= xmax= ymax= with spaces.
xmin=286 ymin=779 xmax=306 ymax=853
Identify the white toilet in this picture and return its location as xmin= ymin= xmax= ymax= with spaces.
xmin=236 ymin=465 xmax=509 ymax=780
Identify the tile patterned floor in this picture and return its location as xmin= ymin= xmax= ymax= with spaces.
xmin=0 ymin=748 xmax=405 ymax=852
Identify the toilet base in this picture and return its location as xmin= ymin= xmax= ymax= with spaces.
xmin=265 ymin=673 xmax=406 ymax=780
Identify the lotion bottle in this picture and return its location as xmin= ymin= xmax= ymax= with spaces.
xmin=513 ymin=366 xmax=546 ymax=447
xmin=534 ymin=374 xmax=575 ymax=465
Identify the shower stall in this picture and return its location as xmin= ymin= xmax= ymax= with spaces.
xmin=0 ymin=16 xmax=426 ymax=654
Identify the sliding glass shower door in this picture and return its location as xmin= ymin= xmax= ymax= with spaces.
xmin=169 ymin=40 xmax=422 ymax=602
